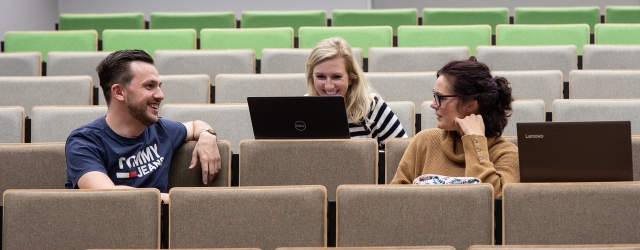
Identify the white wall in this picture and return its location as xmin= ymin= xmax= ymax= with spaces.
xmin=57 ymin=0 xmax=370 ymax=19
xmin=0 ymin=0 xmax=59 ymax=39
xmin=371 ymin=0 xmax=640 ymax=16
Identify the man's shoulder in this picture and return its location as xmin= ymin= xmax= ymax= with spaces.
xmin=68 ymin=116 xmax=106 ymax=138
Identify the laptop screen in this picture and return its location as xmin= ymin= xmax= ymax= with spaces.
xmin=517 ymin=121 xmax=633 ymax=182
xmin=247 ymin=96 xmax=351 ymax=139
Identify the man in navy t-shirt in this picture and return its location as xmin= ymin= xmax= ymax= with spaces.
xmin=65 ymin=49 xmax=220 ymax=203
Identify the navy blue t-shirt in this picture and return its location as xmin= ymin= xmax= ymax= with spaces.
xmin=65 ymin=116 xmax=187 ymax=192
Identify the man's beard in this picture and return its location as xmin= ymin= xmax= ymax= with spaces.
xmin=127 ymin=94 xmax=158 ymax=126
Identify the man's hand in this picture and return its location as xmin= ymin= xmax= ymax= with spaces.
xmin=189 ymin=131 xmax=221 ymax=185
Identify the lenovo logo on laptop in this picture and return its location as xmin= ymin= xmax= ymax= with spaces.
xmin=524 ymin=134 xmax=544 ymax=139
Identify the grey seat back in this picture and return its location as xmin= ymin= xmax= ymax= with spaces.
xmin=261 ymin=48 xmax=363 ymax=73
xmin=569 ymin=70 xmax=640 ymax=99
xmin=365 ymin=72 xmax=436 ymax=115
xmin=0 ymin=76 xmax=93 ymax=116
xmin=0 ymin=106 xmax=24 ymax=143
xmin=493 ymin=70 xmax=563 ymax=113
xmin=476 ymin=45 xmax=577 ymax=82
xmin=386 ymin=101 xmax=415 ymax=137
xmin=0 ymin=52 xmax=41 ymax=76
xmin=583 ymin=44 xmax=640 ymax=70
xmin=31 ymin=105 xmax=107 ymax=143
xmin=552 ymin=99 xmax=640 ymax=135
xmin=368 ymin=46 xmax=469 ymax=72
xmin=47 ymin=51 xmax=111 ymax=104
xmin=168 ymin=140 xmax=232 ymax=188
xmin=215 ymin=73 xmax=306 ymax=103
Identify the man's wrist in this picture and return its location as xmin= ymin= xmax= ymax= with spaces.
xmin=199 ymin=128 xmax=217 ymax=140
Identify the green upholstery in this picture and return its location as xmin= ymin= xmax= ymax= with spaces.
xmin=200 ymin=28 xmax=293 ymax=59
xmin=595 ymin=24 xmax=640 ymax=44
xmin=102 ymin=29 xmax=196 ymax=58
xmin=496 ymin=24 xmax=590 ymax=55
xmin=298 ymin=26 xmax=393 ymax=58
xmin=331 ymin=9 xmax=417 ymax=36
xmin=58 ymin=12 xmax=144 ymax=39
xmin=3 ymin=30 xmax=97 ymax=62
xmin=397 ymin=25 xmax=491 ymax=56
xmin=241 ymin=10 xmax=326 ymax=37
xmin=423 ymin=8 xmax=509 ymax=35
xmin=149 ymin=12 xmax=236 ymax=38
xmin=514 ymin=7 xmax=600 ymax=34
xmin=606 ymin=6 xmax=640 ymax=23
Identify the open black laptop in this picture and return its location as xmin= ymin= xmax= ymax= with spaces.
xmin=247 ymin=96 xmax=351 ymax=139
xmin=517 ymin=121 xmax=633 ymax=182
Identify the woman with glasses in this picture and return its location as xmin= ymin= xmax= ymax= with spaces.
xmin=391 ymin=57 xmax=518 ymax=198
xmin=306 ymin=37 xmax=407 ymax=150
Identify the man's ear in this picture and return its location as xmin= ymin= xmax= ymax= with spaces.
xmin=112 ymin=84 xmax=125 ymax=101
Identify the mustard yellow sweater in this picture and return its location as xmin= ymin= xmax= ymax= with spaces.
xmin=391 ymin=128 xmax=519 ymax=198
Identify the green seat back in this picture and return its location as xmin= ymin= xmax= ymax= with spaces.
xmin=58 ymin=13 xmax=144 ymax=39
xmin=514 ymin=7 xmax=600 ymax=34
xmin=496 ymin=24 xmax=590 ymax=55
xmin=149 ymin=12 xmax=236 ymax=38
xmin=200 ymin=28 xmax=293 ymax=59
xmin=397 ymin=25 xmax=491 ymax=56
xmin=422 ymin=8 xmax=509 ymax=35
xmin=241 ymin=10 xmax=326 ymax=37
xmin=102 ymin=29 xmax=196 ymax=58
xmin=331 ymin=9 xmax=417 ymax=36
xmin=298 ymin=26 xmax=393 ymax=58
xmin=4 ymin=31 xmax=97 ymax=62
xmin=595 ymin=24 xmax=640 ymax=44
xmin=606 ymin=6 xmax=640 ymax=23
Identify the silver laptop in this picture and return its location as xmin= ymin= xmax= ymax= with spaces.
xmin=247 ymin=96 xmax=351 ymax=139
xmin=517 ymin=121 xmax=633 ymax=182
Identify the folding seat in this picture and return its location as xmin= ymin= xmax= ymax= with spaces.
xmin=364 ymin=72 xmax=436 ymax=133
xmin=47 ymin=51 xmax=111 ymax=104
xmin=214 ymin=73 xmax=306 ymax=104
xmin=384 ymin=138 xmax=412 ymax=184
xmin=3 ymin=30 xmax=98 ymax=62
xmin=606 ymin=6 xmax=640 ymax=23
xmin=336 ymin=184 xmax=494 ymax=250
xmin=569 ymin=70 xmax=640 ymax=99
xmin=595 ymin=24 xmax=640 ymax=45
xmin=3 ymin=189 xmax=160 ymax=249
xmin=514 ymin=7 xmax=601 ymax=34
xmin=583 ymin=44 xmax=640 ymax=69
xmin=503 ymin=182 xmax=640 ymax=245
xmin=502 ymin=99 xmax=546 ymax=137
xmin=238 ymin=139 xmax=378 ymax=201
xmin=0 ymin=143 xmax=67 ymax=203
xmin=398 ymin=25 xmax=491 ymax=56
xmin=368 ymin=46 xmax=469 ymax=72
xmin=30 ymin=105 xmax=107 ymax=143
xmin=0 ymin=106 xmax=24 ymax=143
xmin=169 ymin=186 xmax=327 ymax=250
xmin=0 ymin=76 xmax=93 ymax=116
xmin=386 ymin=101 xmax=415 ymax=137
xmin=277 ymin=247 xmax=455 ymax=250
xmin=0 ymin=52 xmax=41 ymax=76
xmin=102 ymin=29 xmax=196 ymax=58
xmin=634 ymin=135 xmax=640 ymax=181
xmin=492 ymin=70 xmax=563 ymax=114
xmin=162 ymin=104 xmax=252 ymax=153
xmin=469 ymin=244 xmax=640 ymax=250
xmin=158 ymin=74 xmax=211 ymax=109
xmin=58 ymin=12 xmax=144 ymax=40
xmin=150 ymin=12 xmax=236 ymax=38
xmin=241 ymin=10 xmax=326 ymax=37
xmin=298 ymin=26 xmax=393 ymax=58
xmin=200 ymin=27 xmax=293 ymax=60
xmin=423 ymin=8 xmax=509 ymax=35
xmin=477 ymin=45 xmax=575 ymax=83
xmin=261 ymin=48 xmax=362 ymax=73
xmin=496 ymin=24 xmax=590 ymax=55
xmin=331 ymin=9 xmax=418 ymax=37
xmin=167 ymin=140 xmax=232 ymax=188
xmin=552 ymin=99 xmax=640 ymax=135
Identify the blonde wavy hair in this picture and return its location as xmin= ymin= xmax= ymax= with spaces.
xmin=305 ymin=37 xmax=374 ymax=124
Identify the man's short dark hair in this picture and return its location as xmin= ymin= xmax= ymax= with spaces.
xmin=96 ymin=49 xmax=154 ymax=105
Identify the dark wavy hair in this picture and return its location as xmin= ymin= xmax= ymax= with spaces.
xmin=437 ymin=57 xmax=513 ymax=137
xmin=96 ymin=49 xmax=154 ymax=105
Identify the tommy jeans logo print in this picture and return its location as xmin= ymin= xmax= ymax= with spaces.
xmin=116 ymin=144 xmax=165 ymax=178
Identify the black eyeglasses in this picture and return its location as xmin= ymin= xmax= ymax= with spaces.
xmin=432 ymin=90 xmax=459 ymax=107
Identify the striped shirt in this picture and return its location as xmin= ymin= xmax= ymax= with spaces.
xmin=349 ymin=94 xmax=408 ymax=150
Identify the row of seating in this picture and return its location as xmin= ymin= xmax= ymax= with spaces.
xmin=56 ymin=6 xmax=640 ymax=37
xmin=4 ymin=23 xmax=640 ymax=60
xmin=4 ymin=182 xmax=640 ymax=250
xmin=2 ymin=97 xmax=640 ymax=148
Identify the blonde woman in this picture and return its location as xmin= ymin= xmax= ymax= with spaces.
xmin=306 ymin=37 xmax=407 ymax=149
